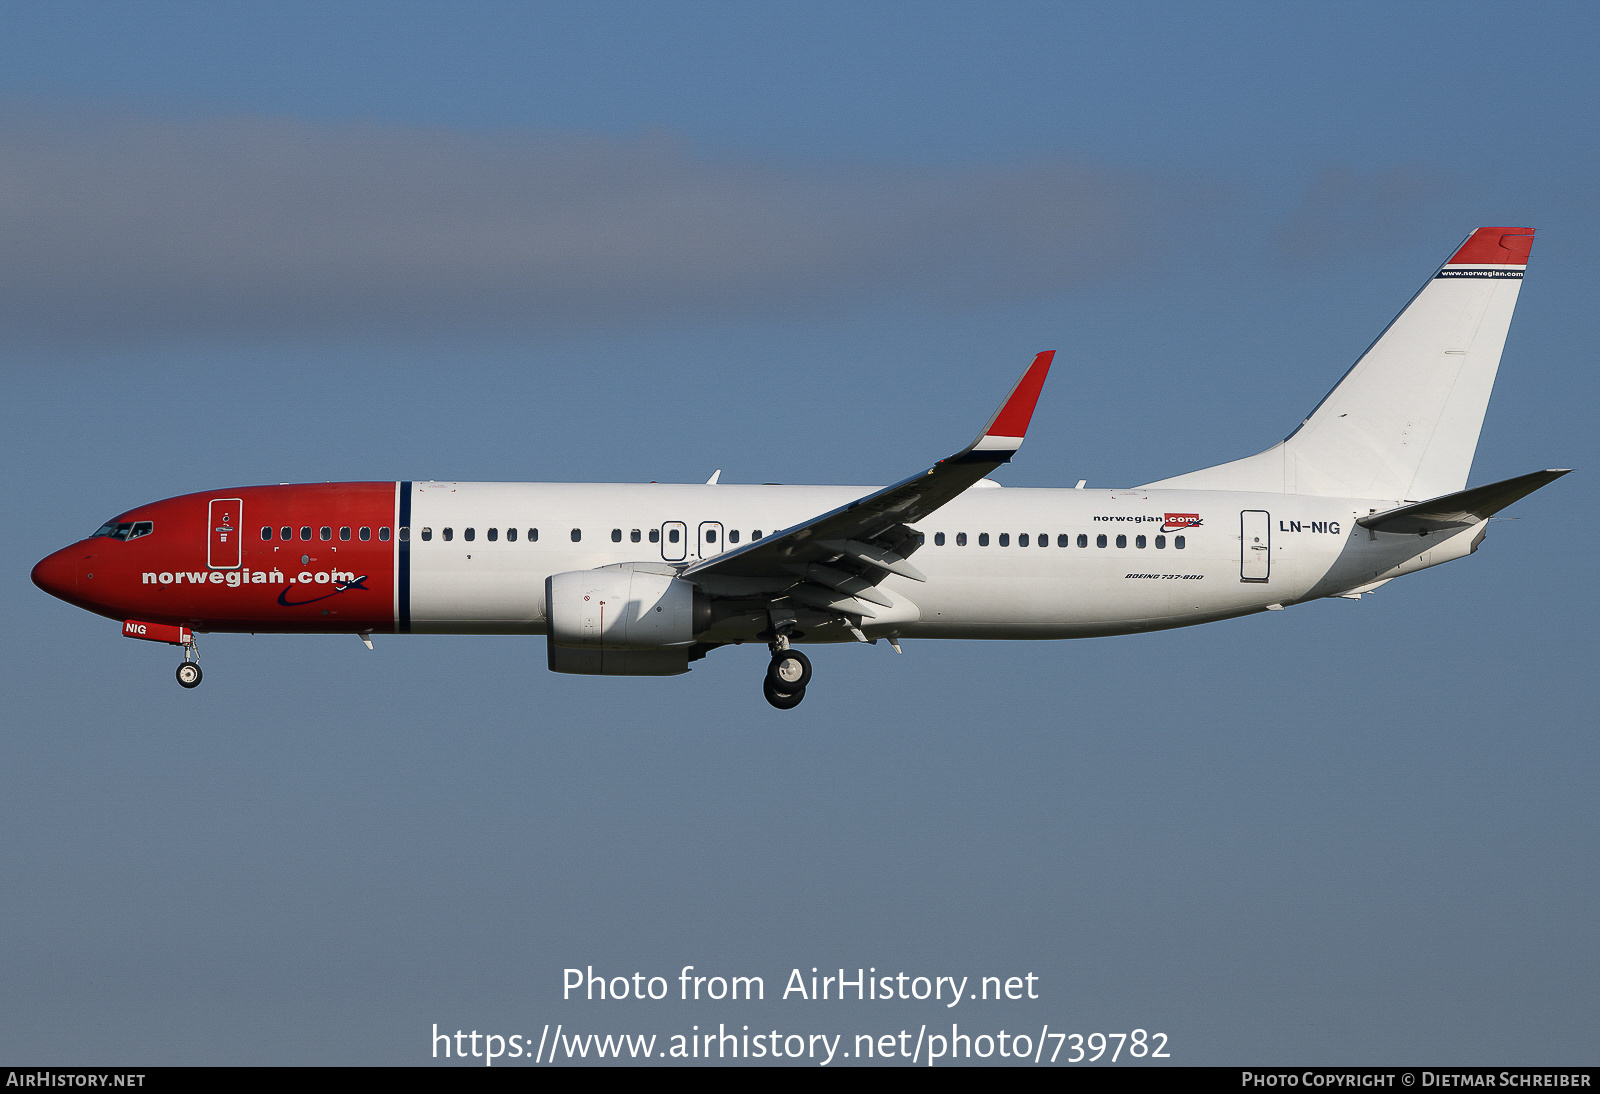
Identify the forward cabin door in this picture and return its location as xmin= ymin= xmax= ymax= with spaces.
xmin=1240 ymin=509 xmax=1270 ymax=582
xmin=208 ymin=498 xmax=243 ymax=570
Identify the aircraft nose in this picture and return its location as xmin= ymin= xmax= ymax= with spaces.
xmin=31 ymin=546 xmax=78 ymax=601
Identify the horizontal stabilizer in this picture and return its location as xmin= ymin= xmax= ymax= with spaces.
xmin=1357 ymin=469 xmax=1570 ymax=535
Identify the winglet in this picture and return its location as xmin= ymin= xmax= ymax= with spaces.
xmin=970 ymin=350 xmax=1055 ymax=454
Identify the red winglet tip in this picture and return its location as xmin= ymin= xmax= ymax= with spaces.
xmin=1448 ymin=227 xmax=1535 ymax=266
xmin=986 ymin=350 xmax=1054 ymax=438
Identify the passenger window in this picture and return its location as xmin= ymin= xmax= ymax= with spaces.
xmin=1096 ymin=534 xmax=1107 ymax=548
xmin=957 ymin=533 xmax=967 ymax=546
xmin=340 ymin=527 xmax=351 ymax=541
xmin=1039 ymin=533 xmax=1047 ymax=547
xmin=464 ymin=528 xmax=475 ymax=542
xmin=320 ymin=527 xmax=332 ymax=541
xmin=935 ymin=532 xmax=946 ymax=546
xmin=1116 ymin=535 xmax=1127 ymax=548
xmin=261 ymin=526 xmax=273 ymax=540
xmin=443 ymin=528 xmax=453 ymax=542
xmin=529 ymin=528 xmax=539 ymax=542
xmin=706 ymin=529 xmax=717 ymax=543
xmin=1059 ymin=534 xmax=1070 ymax=547
xmin=611 ymin=528 xmax=622 ymax=542
xmin=506 ymin=528 xmax=517 ymax=542
xmin=631 ymin=529 xmax=642 ymax=542
xmin=1155 ymin=535 xmax=1166 ymax=549
xmin=1078 ymin=534 xmax=1088 ymax=548
xmin=381 ymin=527 xmax=392 ymax=541
xmin=999 ymin=533 xmax=1010 ymax=546
xmin=649 ymin=528 xmax=660 ymax=543
xmin=359 ymin=527 xmax=371 ymax=541
xmin=668 ymin=528 xmax=679 ymax=543
xmin=1019 ymin=534 xmax=1029 ymax=547
xmin=571 ymin=529 xmax=581 ymax=542
xmin=1136 ymin=535 xmax=1146 ymax=548
xmin=979 ymin=533 xmax=990 ymax=546
xmin=729 ymin=530 xmax=739 ymax=544
xmin=420 ymin=527 xmax=432 ymax=541
xmin=1175 ymin=535 xmax=1186 ymax=549
xmin=487 ymin=528 xmax=498 ymax=541
xmin=753 ymin=530 xmax=762 ymax=539
xmin=281 ymin=526 xmax=292 ymax=541
xmin=300 ymin=527 xmax=312 ymax=541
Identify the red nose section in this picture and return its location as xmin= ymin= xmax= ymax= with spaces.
xmin=31 ymin=546 xmax=79 ymax=602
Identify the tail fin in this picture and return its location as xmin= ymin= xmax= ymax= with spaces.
xmin=1142 ymin=227 xmax=1535 ymax=500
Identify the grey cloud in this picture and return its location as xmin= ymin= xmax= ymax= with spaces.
xmin=1273 ymin=164 xmax=1447 ymax=263
xmin=0 ymin=111 xmax=1165 ymax=340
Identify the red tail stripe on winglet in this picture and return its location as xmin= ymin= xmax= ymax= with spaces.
xmin=1448 ymin=227 xmax=1535 ymax=266
xmin=985 ymin=350 xmax=1055 ymax=438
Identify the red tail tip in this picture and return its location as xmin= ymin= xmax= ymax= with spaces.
xmin=1448 ymin=227 xmax=1535 ymax=266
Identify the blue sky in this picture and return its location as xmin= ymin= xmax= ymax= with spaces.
xmin=2 ymin=0 xmax=1596 ymax=1065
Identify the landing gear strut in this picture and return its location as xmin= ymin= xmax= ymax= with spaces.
xmin=175 ymin=636 xmax=202 ymax=689
xmin=763 ymin=635 xmax=811 ymax=709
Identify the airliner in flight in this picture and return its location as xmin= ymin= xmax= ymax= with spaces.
xmin=33 ymin=227 xmax=1566 ymax=707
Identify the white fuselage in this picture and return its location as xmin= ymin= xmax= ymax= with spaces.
xmin=405 ymin=480 xmax=1472 ymax=640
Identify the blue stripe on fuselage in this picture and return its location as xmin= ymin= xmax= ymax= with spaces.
xmin=398 ymin=480 xmax=412 ymax=632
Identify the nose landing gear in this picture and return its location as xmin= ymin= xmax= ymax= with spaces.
xmin=176 ymin=635 xmax=202 ymax=689
xmin=763 ymin=639 xmax=811 ymax=709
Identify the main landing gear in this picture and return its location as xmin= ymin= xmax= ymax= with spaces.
xmin=763 ymin=639 xmax=811 ymax=709
xmin=175 ymin=636 xmax=202 ymax=689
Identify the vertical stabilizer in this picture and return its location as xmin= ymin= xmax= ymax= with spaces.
xmin=1142 ymin=227 xmax=1535 ymax=500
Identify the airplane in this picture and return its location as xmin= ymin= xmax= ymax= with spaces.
xmin=32 ymin=227 xmax=1568 ymax=708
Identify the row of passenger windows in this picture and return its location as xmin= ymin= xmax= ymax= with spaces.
xmin=933 ymin=531 xmax=1187 ymax=549
xmin=258 ymin=524 xmax=773 ymax=546
xmin=259 ymin=523 xmax=1187 ymax=550
xmin=412 ymin=527 xmax=768 ymax=543
xmin=262 ymin=526 xmax=391 ymax=542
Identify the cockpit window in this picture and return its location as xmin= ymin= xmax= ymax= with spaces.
xmin=93 ymin=520 xmax=154 ymax=541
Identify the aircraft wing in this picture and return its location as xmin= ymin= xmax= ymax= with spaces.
xmin=680 ymin=351 xmax=1055 ymax=616
xmin=1355 ymin=468 xmax=1571 ymax=536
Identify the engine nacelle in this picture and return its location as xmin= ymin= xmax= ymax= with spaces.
xmin=546 ymin=567 xmax=705 ymax=651
xmin=547 ymin=644 xmax=690 ymax=676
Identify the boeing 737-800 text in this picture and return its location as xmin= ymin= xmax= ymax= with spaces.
xmin=32 ymin=227 xmax=1567 ymax=707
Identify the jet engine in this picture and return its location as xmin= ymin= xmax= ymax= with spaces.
xmin=545 ymin=566 xmax=711 ymax=676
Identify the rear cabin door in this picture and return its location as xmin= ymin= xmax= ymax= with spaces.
xmin=208 ymin=498 xmax=243 ymax=570
xmin=1240 ymin=509 xmax=1270 ymax=582
xmin=659 ymin=521 xmax=687 ymax=562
